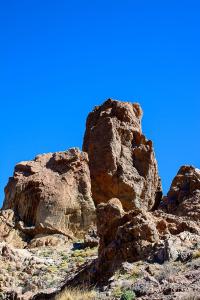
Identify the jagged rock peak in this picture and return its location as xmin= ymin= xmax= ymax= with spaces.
xmin=161 ymin=165 xmax=200 ymax=221
xmin=83 ymin=98 xmax=162 ymax=211
xmin=3 ymin=148 xmax=96 ymax=240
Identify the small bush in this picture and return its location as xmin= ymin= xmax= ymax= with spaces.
xmin=60 ymin=261 xmax=68 ymax=269
xmin=71 ymin=247 xmax=97 ymax=258
xmin=47 ymin=266 xmax=58 ymax=273
xmin=192 ymin=250 xmax=200 ymax=259
xmin=113 ymin=288 xmax=136 ymax=299
xmin=120 ymin=290 xmax=136 ymax=300
xmin=60 ymin=252 xmax=69 ymax=260
xmin=113 ymin=286 xmax=122 ymax=298
xmin=40 ymin=250 xmax=52 ymax=257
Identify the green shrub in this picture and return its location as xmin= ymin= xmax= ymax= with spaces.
xmin=120 ymin=290 xmax=136 ymax=300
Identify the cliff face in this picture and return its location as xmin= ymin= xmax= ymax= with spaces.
xmin=3 ymin=148 xmax=96 ymax=239
xmin=83 ymin=99 xmax=162 ymax=211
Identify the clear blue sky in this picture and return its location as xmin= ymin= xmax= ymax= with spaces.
xmin=0 ymin=0 xmax=200 ymax=206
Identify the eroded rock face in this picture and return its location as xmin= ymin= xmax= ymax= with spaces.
xmin=0 ymin=209 xmax=26 ymax=248
xmin=83 ymin=99 xmax=162 ymax=211
xmin=3 ymin=148 xmax=96 ymax=239
xmin=161 ymin=166 xmax=200 ymax=221
xmin=96 ymin=199 xmax=200 ymax=275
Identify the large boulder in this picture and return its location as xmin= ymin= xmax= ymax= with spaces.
xmin=3 ymin=148 xmax=96 ymax=239
xmin=83 ymin=99 xmax=162 ymax=211
xmin=161 ymin=165 xmax=200 ymax=221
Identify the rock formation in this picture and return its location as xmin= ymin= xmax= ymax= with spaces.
xmin=161 ymin=165 xmax=200 ymax=221
xmin=83 ymin=99 xmax=162 ymax=211
xmin=3 ymin=148 xmax=96 ymax=241
xmin=95 ymin=199 xmax=200 ymax=278
xmin=1 ymin=98 xmax=200 ymax=300
xmin=0 ymin=209 xmax=25 ymax=248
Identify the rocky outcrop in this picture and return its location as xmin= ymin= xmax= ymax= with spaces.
xmin=96 ymin=199 xmax=200 ymax=277
xmin=3 ymin=148 xmax=96 ymax=240
xmin=83 ymin=99 xmax=162 ymax=211
xmin=0 ymin=209 xmax=26 ymax=248
xmin=161 ymin=165 xmax=200 ymax=221
xmin=1 ymin=98 xmax=200 ymax=300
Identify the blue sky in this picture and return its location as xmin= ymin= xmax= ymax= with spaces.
xmin=0 ymin=0 xmax=200 ymax=206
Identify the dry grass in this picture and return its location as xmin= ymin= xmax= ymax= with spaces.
xmin=55 ymin=288 xmax=96 ymax=300
xmin=192 ymin=250 xmax=200 ymax=259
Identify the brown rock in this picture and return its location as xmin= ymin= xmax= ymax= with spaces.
xmin=97 ymin=198 xmax=125 ymax=255
xmin=97 ymin=202 xmax=159 ymax=265
xmin=84 ymin=225 xmax=99 ymax=248
xmin=0 ymin=209 xmax=26 ymax=248
xmin=83 ymin=99 xmax=162 ymax=211
xmin=161 ymin=165 xmax=200 ymax=221
xmin=28 ymin=234 xmax=69 ymax=248
xmin=3 ymin=148 xmax=96 ymax=239
xmin=96 ymin=200 xmax=200 ymax=275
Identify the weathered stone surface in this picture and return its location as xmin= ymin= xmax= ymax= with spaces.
xmin=3 ymin=148 xmax=96 ymax=239
xmin=97 ymin=198 xmax=125 ymax=255
xmin=161 ymin=165 xmax=200 ymax=221
xmin=84 ymin=225 xmax=99 ymax=248
xmin=96 ymin=200 xmax=200 ymax=275
xmin=28 ymin=234 xmax=69 ymax=248
xmin=83 ymin=99 xmax=162 ymax=211
xmin=0 ymin=209 xmax=26 ymax=248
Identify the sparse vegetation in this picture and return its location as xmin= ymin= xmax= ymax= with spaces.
xmin=113 ymin=287 xmax=136 ymax=300
xmin=39 ymin=249 xmax=53 ymax=257
xmin=71 ymin=247 xmax=97 ymax=258
xmin=47 ymin=265 xmax=58 ymax=273
xmin=59 ymin=261 xmax=68 ymax=269
xmin=0 ymin=242 xmax=100 ymax=298
xmin=60 ymin=252 xmax=69 ymax=260
xmin=128 ymin=266 xmax=141 ymax=281
xmin=55 ymin=288 xmax=96 ymax=300
xmin=120 ymin=290 xmax=136 ymax=300
xmin=192 ymin=250 xmax=200 ymax=259
xmin=113 ymin=286 xmax=123 ymax=298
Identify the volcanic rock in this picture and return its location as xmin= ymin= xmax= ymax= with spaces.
xmin=96 ymin=200 xmax=200 ymax=276
xmin=0 ymin=209 xmax=26 ymax=248
xmin=3 ymin=148 xmax=96 ymax=240
xmin=161 ymin=165 xmax=200 ymax=221
xmin=83 ymin=99 xmax=162 ymax=211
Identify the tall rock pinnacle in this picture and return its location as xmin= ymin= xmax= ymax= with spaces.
xmin=83 ymin=99 xmax=162 ymax=211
